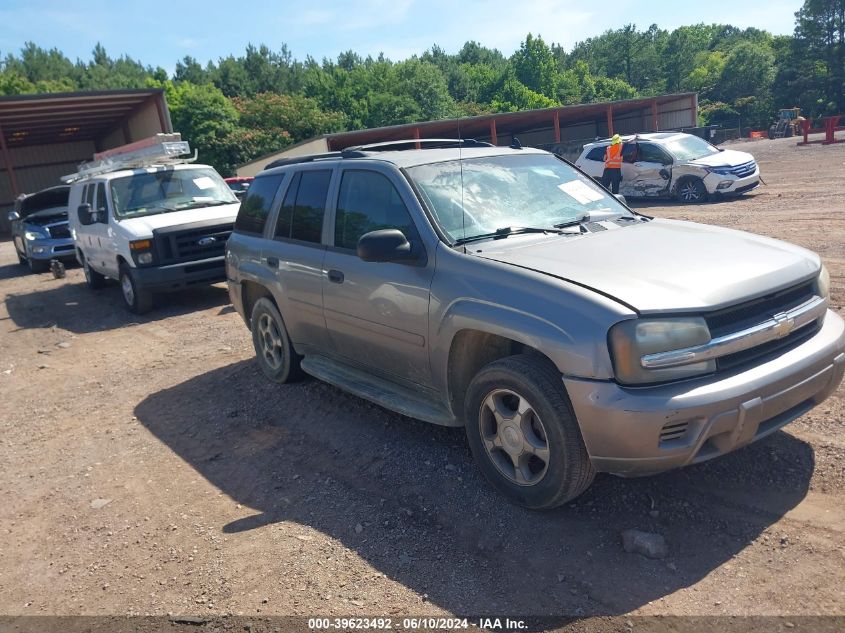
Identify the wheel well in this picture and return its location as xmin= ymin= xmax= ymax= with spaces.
xmin=241 ymin=280 xmax=275 ymax=324
xmin=447 ymin=330 xmax=554 ymax=423
xmin=672 ymin=174 xmax=702 ymax=193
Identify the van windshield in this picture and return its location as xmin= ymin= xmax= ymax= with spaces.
xmin=406 ymin=153 xmax=630 ymax=243
xmin=110 ymin=167 xmax=237 ymax=219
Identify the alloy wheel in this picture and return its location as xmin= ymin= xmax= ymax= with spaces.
xmin=257 ymin=313 xmax=284 ymax=370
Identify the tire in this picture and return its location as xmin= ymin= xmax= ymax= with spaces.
xmin=250 ymin=297 xmax=303 ymax=383
xmin=119 ymin=264 xmax=153 ymax=314
xmin=82 ymin=254 xmax=107 ymax=289
xmin=27 ymin=256 xmax=49 ymax=274
xmin=675 ymin=177 xmax=709 ymax=204
xmin=464 ymin=354 xmax=595 ymax=509
xmin=16 ymin=248 xmax=26 ymax=266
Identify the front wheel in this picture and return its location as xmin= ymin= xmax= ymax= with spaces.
xmin=464 ymin=354 xmax=595 ymax=509
xmin=676 ymin=177 xmax=709 ymax=204
xmin=119 ymin=264 xmax=153 ymax=314
xmin=27 ymin=254 xmax=49 ymax=273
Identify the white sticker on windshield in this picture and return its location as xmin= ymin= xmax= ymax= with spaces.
xmin=558 ymin=180 xmax=604 ymax=204
xmin=193 ymin=176 xmax=216 ymax=190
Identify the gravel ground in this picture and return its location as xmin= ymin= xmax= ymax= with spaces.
xmin=0 ymin=135 xmax=843 ymax=628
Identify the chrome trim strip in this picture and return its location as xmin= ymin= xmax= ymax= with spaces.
xmin=641 ymin=295 xmax=828 ymax=369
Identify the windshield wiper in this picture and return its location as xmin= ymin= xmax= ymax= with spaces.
xmin=553 ymin=212 xmax=590 ymax=229
xmin=171 ymin=200 xmax=235 ymax=211
xmin=454 ymin=226 xmax=569 ymax=245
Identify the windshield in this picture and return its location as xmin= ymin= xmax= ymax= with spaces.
xmin=110 ymin=167 xmax=237 ymax=219
xmin=406 ymin=153 xmax=630 ymax=242
xmin=663 ymin=135 xmax=720 ymax=161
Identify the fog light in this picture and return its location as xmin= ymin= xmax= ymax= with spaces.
xmin=717 ymin=180 xmax=733 ymax=190
xmin=32 ymin=246 xmax=46 ymax=254
xmin=137 ymin=252 xmax=153 ymax=265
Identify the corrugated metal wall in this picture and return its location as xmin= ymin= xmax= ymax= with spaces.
xmin=0 ymin=139 xmax=94 ymax=203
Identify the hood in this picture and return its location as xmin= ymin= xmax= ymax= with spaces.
xmin=688 ymin=149 xmax=754 ymax=167
xmin=23 ymin=208 xmax=68 ymax=225
xmin=475 ymin=218 xmax=819 ymax=313
xmin=117 ymin=202 xmax=240 ymax=235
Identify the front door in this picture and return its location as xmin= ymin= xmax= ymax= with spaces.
xmin=321 ymin=168 xmax=435 ymax=388
xmin=627 ymin=142 xmax=672 ymax=197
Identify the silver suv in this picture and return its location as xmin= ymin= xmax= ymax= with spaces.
xmin=7 ymin=185 xmax=75 ymax=273
xmin=575 ymin=132 xmax=760 ymax=202
xmin=225 ymin=140 xmax=844 ymax=509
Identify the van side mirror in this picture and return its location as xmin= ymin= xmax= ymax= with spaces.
xmin=357 ymin=229 xmax=416 ymax=263
xmin=7 ymin=211 xmax=20 ymax=222
xmin=77 ymin=203 xmax=93 ymax=225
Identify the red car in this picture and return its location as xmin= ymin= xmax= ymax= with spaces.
xmin=225 ymin=176 xmax=254 ymax=198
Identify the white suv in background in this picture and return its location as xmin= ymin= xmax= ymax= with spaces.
xmin=574 ymin=132 xmax=760 ymax=203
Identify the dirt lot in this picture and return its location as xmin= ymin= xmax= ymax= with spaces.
xmin=0 ymin=135 xmax=843 ymax=626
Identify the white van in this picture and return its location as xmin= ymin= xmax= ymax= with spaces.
xmin=66 ymin=137 xmax=240 ymax=313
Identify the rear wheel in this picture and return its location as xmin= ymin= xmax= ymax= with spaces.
xmin=464 ymin=354 xmax=595 ymax=509
xmin=119 ymin=264 xmax=153 ymax=314
xmin=676 ymin=177 xmax=708 ymax=204
xmin=250 ymin=297 xmax=303 ymax=383
xmin=82 ymin=254 xmax=106 ymax=289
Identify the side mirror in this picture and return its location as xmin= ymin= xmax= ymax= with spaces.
xmin=78 ymin=203 xmax=93 ymax=225
xmin=614 ymin=194 xmax=628 ymax=206
xmin=233 ymin=189 xmax=247 ymax=200
xmin=7 ymin=211 xmax=20 ymax=222
xmin=357 ymin=229 xmax=416 ymax=263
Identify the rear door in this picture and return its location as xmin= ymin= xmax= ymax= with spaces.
xmin=321 ymin=167 xmax=435 ymax=387
xmin=263 ymin=167 xmax=333 ymax=352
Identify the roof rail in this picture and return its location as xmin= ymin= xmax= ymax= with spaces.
xmin=264 ymin=151 xmax=345 ymax=171
xmin=61 ymin=133 xmax=195 ymax=183
xmin=343 ymin=138 xmax=494 ymax=152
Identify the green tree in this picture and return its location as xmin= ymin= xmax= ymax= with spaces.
xmin=511 ymin=34 xmax=557 ymax=97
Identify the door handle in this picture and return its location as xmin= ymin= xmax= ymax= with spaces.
xmin=266 ymin=256 xmax=279 ymax=268
xmin=327 ymin=269 xmax=344 ymax=284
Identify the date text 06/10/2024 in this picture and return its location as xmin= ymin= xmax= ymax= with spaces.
xmin=307 ymin=617 xmax=528 ymax=630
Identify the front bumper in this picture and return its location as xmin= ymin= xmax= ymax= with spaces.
xmin=26 ymin=237 xmax=75 ymax=260
xmin=131 ymin=256 xmax=227 ymax=293
xmin=703 ymin=166 xmax=761 ymax=195
xmin=564 ymin=309 xmax=845 ymax=476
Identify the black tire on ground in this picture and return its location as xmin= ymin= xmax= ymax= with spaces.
xmin=82 ymin=254 xmax=107 ymax=289
xmin=675 ymin=177 xmax=709 ymax=204
xmin=464 ymin=354 xmax=596 ymax=509
xmin=250 ymin=297 xmax=303 ymax=383
xmin=118 ymin=264 xmax=153 ymax=314
xmin=27 ymin=256 xmax=49 ymax=273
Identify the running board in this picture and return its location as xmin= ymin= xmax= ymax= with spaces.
xmin=300 ymin=355 xmax=459 ymax=427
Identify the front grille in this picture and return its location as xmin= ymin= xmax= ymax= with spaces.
xmin=155 ymin=222 xmax=233 ymax=264
xmin=704 ymin=281 xmax=819 ymax=372
xmin=728 ymin=160 xmax=756 ymax=178
xmin=47 ymin=223 xmax=71 ymax=239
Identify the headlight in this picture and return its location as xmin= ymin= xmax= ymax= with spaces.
xmin=705 ymin=166 xmax=733 ymax=176
xmin=609 ymin=317 xmax=715 ymax=385
xmin=25 ymin=230 xmax=47 ymax=240
xmin=130 ymin=239 xmax=155 ymax=266
xmin=817 ymin=264 xmax=830 ymax=299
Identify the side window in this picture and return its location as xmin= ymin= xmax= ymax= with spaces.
xmin=586 ymin=147 xmax=605 ymax=162
xmin=95 ymin=184 xmax=107 ymax=213
xmin=234 ymin=173 xmax=284 ymax=235
xmin=274 ymin=170 xmax=331 ymax=244
xmin=638 ymin=143 xmax=671 ymax=165
xmin=334 ymin=170 xmax=419 ymax=251
xmin=622 ymin=144 xmax=637 ymax=163
xmin=86 ymin=183 xmax=96 ymax=206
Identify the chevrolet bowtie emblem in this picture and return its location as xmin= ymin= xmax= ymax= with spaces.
xmin=772 ymin=313 xmax=795 ymax=338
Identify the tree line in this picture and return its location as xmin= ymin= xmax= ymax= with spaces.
xmin=1 ymin=0 xmax=842 ymax=175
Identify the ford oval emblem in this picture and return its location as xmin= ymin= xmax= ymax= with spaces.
xmin=198 ymin=236 xmax=217 ymax=246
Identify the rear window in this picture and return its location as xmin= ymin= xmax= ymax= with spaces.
xmin=234 ymin=174 xmax=284 ymax=235
xmin=585 ymin=147 xmax=605 ymax=162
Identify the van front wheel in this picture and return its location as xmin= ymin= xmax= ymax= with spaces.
xmin=119 ymin=264 xmax=153 ymax=314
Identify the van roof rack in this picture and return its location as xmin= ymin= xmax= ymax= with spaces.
xmin=61 ymin=133 xmax=195 ymax=183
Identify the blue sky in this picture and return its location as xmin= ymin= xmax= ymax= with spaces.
xmin=0 ymin=0 xmax=802 ymax=72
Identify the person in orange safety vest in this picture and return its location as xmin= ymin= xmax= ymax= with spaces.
xmin=603 ymin=134 xmax=623 ymax=194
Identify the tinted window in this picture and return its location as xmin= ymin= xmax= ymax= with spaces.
xmin=335 ymin=171 xmax=418 ymax=250
xmin=235 ymin=174 xmax=283 ymax=235
xmin=586 ymin=147 xmax=605 ymax=161
xmin=274 ymin=172 xmax=300 ymax=239
xmin=638 ymin=143 xmax=671 ymax=164
xmin=291 ymin=171 xmax=331 ymax=243
xmin=622 ymin=144 xmax=637 ymax=163
xmin=95 ymin=184 xmax=107 ymax=213
xmin=86 ymin=183 xmax=96 ymax=206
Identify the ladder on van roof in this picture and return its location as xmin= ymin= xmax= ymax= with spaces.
xmin=61 ymin=133 xmax=195 ymax=183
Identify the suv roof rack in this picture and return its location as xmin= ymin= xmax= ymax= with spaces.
xmin=61 ymin=133 xmax=196 ymax=183
xmin=264 ymin=151 xmax=346 ymax=171
xmin=343 ymin=138 xmax=493 ymax=153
